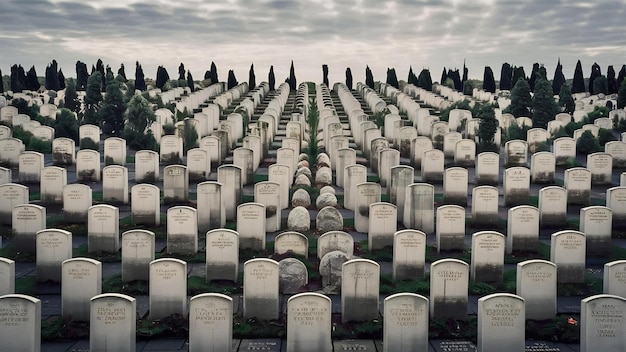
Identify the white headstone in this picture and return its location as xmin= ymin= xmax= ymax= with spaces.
xmin=243 ymin=258 xmax=280 ymax=320
xmin=188 ymin=293 xmax=233 ymax=352
xmin=383 ymin=293 xmax=429 ymax=352
xmin=102 ymin=165 xmax=129 ymax=204
xmin=580 ymin=294 xmax=626 ymax=352
xmin=429 ymin=259 xmax=469 ymax=320
xmin=477 ymin=293 xmax=525 ymax=352
xmin=90 ymin=294 xmax=136 ymax=352
xmin=62 ymin=258 xmax=102 ymax=321
xmin=121 ymin=229 xmax=155 ymax=282
xmin=0 ymin=294 xmax=41 ymax=352
xmin=516 ymin=259 xmax=556 ymax=320
xmin=471 ymin=231 xmax=505 ymax=283
xmin=88 ymin=204 xmax=119 ymax=253
xmin=36 ymin=229 xmax=72 ymax=282
xmin=131 ymin=184 xmax=160 ymax=226
xmin=550 ymin=230 xmax=586 ymax=283
xmin=205 ymin=229 xmax=239 ymax=282
xmin=149 ymin=258 xmax=187 ymax=319
xmin=166 ymin=206 xmax=198 ymax=254
xmin=341 ymin=259 xmax=380 ymax=322
xmin=393 ymin=229 xmax=426 ymax=280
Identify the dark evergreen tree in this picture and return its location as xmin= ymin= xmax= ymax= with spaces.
xmin=178 ymin=63 xmax=185 ymax=81
xmin=134 ymin=61 xmax=146 ymax=91
xmin=91 ymin=65 xmax=96 ymax=75
xmin=345 ymin=67 xmax=353 ymax=90
xmin=571 ymin=60 xmax=586 ymax=93
xmin=408 ymin=66 xmax=416 ymax=85
xmin=288 ymin=61 xmax=297 ymax=91
xmin=386 ymin=68 xmax=399 ymax=89
xmin=187 ymin=71 xmax=194 ymax=92
xmin=124 ymin=95 xmax=157 ymax=150
xmin=64 ymin=78 xmax=81 ymax=114
xmin=26 ymin=66 xmax=40 ymax=91
xmin=117 ymin=63 xmax=127 ymax=82
xmin=477 ymin=104 xmax=498 ymax=150
xmin=482 ymin=66 xmax=496 ymax=93
xmin=155 ymin=65 xmax=170 ymax=89
xmin=96 ymin=59 xmax=106 ymax=91
xmin=322 ymin=64 xmax=329 ymax=87
xmin=45 ymin=60 xmax=61 ymax=91
xmin=54 ymin=108 xmax=79 ymax=142
xmin=269 ymin=65 xmax=275 ymax=91
xmin=227 ymin=70 xmax=238 ymax=89
xmin=10 ymin=65 xmax=27 ymax=92
xmin=552 ymin=59 xmax=566 ymax=95
xmin=210 ymin=61 xmax=218 ymax=83
xmin=204 ymin=71 xmax=211 ymax=80
xmin=499 ymin=63 xmax=512 ymax=90
xmin=365 ymin=65 xmax=374 ymax=89
xmin=508 ymin=79 xmax=532 ymax=117
xmin=83 ymin=72 xmax=103 ymax=125
xmin=248 ymin=63 xmax=256 ymax=90
xmin=532 ymin=76 xmax=558 ymax=129
xmin=440 ymin=68 xmax=448 ymax=85
xmin=528 ymin=63 xmax=540 ymax=91
xmin=607 ymin=65 xmax=618 ymax=94
xmin=511 ymin=66 xmax=526 ymax=88
xmin=558 ymin=84 xmax=575 ymax=114
xmin=57 ymin=69 xmax=66 ymax=90
xmin=99 ymin=68 xmax=126 ymax=136
xmin=618 ymin=79 xmax=626 ymax=109
xmin=417 ymin=69 xmax=432 ymax=90
xmin=618 ymin=65 xmax=626 ymax=88
xmin=450 ymin=69 xmax=462 ymax=91
xmin=593 ymin=75 xmax=608 ymax=95
xmin=0 ymin=69 xmax=3 ymax=94
xmin=76 ymin=61 xmax=89 ymax=91
xmin=588 ymin=62 xmax=601 ymax=95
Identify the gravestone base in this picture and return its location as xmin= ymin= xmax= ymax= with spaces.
xmin=567 ymin=191 xmax=590 ymax=205
xmin=473 ymin=264 xmax=503 ymax=283
xmin=541 ymin=213 xmax=567 ymax=227
xmin=472 ymin=213 xmax=498 ymax=227
xmin=89 ymin=235 xmax=119 ymax=253
xmin=587 ymin=239 xmax=611 ymax=257
xmin=394 ymin=264 xmax=424 ymax=281
xmin=342 ymin=296 xmax=379 ymax=323
xmin=432 ymin=297 xmax=467 ymax=320
xmin=438 ymin=235 xmax=465 ymax=252
xmin=167 ymin=235 xmax=197 ymax=255
xmin=557 ymin=265 xmax=585 ymax=284
xmin=132 ymin=212 xmax=159 ymax=226
xmin=509 ymin=237 xmax=538 ymax=253
xmin=206 ymin=263 xmax=238 ymax=283
xmin=422 ymin=172 xmax=443 ymax=183
xmin=239 ymin=237 xmax=265 ymax=251
xmin=122 ymin=262 xmax=150 ymax=282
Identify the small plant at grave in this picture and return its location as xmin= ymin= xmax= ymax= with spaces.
xmin=79 ymin=137 xmax=99 ymax=151
xmin=137 ymin=314 xmax=189 ymax=338
xmin=26 ymin=138 xmax=52 ymax=154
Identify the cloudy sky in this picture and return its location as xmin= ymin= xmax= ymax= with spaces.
xmin=1 ymin=0 xmax=625 ymax=86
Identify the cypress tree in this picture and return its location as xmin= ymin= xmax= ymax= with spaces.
xmin=76 ymin=61 xmax=89 ymax=91
xmin=408 ymin=66 xmax=415 ymax=85
xmin=588 ymin=62 xmax=601 ymax=95
xmin=58 ymin=69 xmax=66 ymax=90
xmin=558 ymin=84 xmax=575 ymax=114
xmin=26 ymin=66 xmax=40 ymax=91
xmin=83 ymin=72 xmax=103 ymax=125
xmin=45 ymin=60 xmax=61 ymax=91
xmin=532 ymin=76 xmax=558 ymax=129
xmin=64 ymin=78 xmax=81 ymax=114
xmin=0 ymin=69 xmax=3 ymax=94
xmin=552 ymin=59 xmax=566 ymax=95
xmin=618 ymin=65 xmax=626 ymax=87
xmin=99 ymin=69 xmax=126 ymax=136
xmin=387 ymin=68 xmax=399 ymax=89
xmin=204 ymin=71 xmax=211 ymax=80
xmin=440 ymin=68 xmax=448 ymax=85
xmin=187 ymin=71 xmax=194 ymax=92
xmin=450 ymin=69 xmax=462 ymax=91
xmin=117 ymin=63 xmax=127 ymax=82
xmin=155 ymin=65 xmax=170 ymax=89
xmin=248 ymin=64 xmax=256 ymax=90
xmin=10 ymin=65 xmax=27 ymax=92
xmin=528 ymin=63 xmax=540 ymax=92
xmin=178 ymin=63 xmax=185 ymax=81
xmin=607 ymin=65 xmax=618 ymax=94
xmin=499 ymin=63 xmax=513 ymax=91
xmin=227 ymin=70 xmax=238 ymax=89
xmin=210 ymin=62 xmax=218 ymax=83
xmin=417 ymin=69 xmax=432 ymax=90
xmin=482 ymin=66 xmax=496 ymax=93
xmin=345 ymin=67 xmax=353 ymax=90
xmin=96 ymin=59 xmax=106 ymax=91
xmin=365 ymin=66 xmax=374 ymax=89
xmin=134 ymin=61 xmax=146 ymax=91
xmin=511 ymin=66 xmax=526 ymax=88
xmin=269 ymin=65 xmax=275 ymax=91
xmin=593 ymin=76 xmax=608 ymax=95
xmin=288 ymin=61 xmax=297 ymax=91
xmin=618 ymin=79 xmax=626 ymax=109
xmin=571 ymin=60 xmax=585 ymax=93
xmin=322 ymin=64 xmax=329 ymax=87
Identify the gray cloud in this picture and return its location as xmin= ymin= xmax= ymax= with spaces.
xmin=0 ymin=0 xmax=624 ymax=84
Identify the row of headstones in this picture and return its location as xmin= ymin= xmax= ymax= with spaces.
xmin=5 ymin=217 xmax=625 ymax=298
xmin=2 ymin=262 xmax=625 ymax=351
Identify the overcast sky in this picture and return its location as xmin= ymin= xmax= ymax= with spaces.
xmin=1 ymin=0 xmax=625 ymax=86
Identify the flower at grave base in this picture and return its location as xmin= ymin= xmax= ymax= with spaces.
xmin=567 ymin=317 xmax=577 ymax=325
